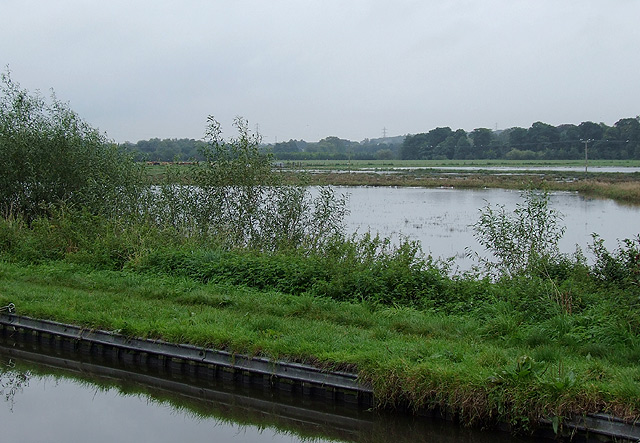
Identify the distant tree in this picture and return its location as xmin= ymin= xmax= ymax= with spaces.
xmin=273 ymin=139 xmax=301 ymax=154
xmin=428 ymin=127 xmax=454 ymax=147
xmin=578 ymin=121 xmax=604 ymax=141
xmin=433 ymin=136 xmax=456 ymax=160
xmin=400 ymin=133 xmax=428 ymax=159
xmin=614 ymin=117 xmax=640 ymax=142
xmin=557 ymin=124 xmax=580 ymax=142
xmin=550 ymin=124 xmax=581 ymax=159
xmin=375 ymin=148 xmax=394 ymax=160
xmin=527 ymin=122 xmax=559 ymax=151
xmin=506 ymin=127 xmax=528 ymax=148
xmin=470 ymin=128 xmax=493 ymax=149
xmin=453 ymin=136 xmax=472 ymax=159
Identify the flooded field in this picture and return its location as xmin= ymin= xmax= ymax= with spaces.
xmin=341 ymin=186 xmax=639 ymax=270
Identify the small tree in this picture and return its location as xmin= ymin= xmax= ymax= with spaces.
xmin=472 ymin=188 xmax=566 ymax=277
xmin=0 ymin=71 xmax=142 ymax=221
xmin=151 ymin=116 xmax=348 ymax=251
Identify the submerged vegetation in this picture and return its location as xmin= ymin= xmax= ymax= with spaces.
xmin=2 ymin=74 xmax=640 ymax=436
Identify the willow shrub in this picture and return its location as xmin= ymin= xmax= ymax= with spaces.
xmin=472 ymin=187 xmax=566 ymax=278
xmin=0 ymin=71 xmax=143 ymax=222
xmin=146 ymin=116 xmax=348 ymax=252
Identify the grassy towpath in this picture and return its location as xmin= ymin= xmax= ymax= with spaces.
xmin=2 ymin=260 xmax=639 ymax=432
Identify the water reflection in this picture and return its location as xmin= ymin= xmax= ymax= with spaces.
xmin=0 ymin=344 xmax=535 ymax=443
xmin=0 ymin=359 xmax=29 ymax=411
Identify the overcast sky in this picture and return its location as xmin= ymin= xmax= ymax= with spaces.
xmin=3 ymin=1 xmax=639 ymax=143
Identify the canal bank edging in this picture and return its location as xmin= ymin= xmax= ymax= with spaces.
xmin=1 ymin=344 xmax=371 ymax=442
xmin=1 ymin=313 xmax=640 ymax=442
xmin=0 ymin=313 xmax=373 ymax=407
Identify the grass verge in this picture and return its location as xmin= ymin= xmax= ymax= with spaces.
xmin=1 ymin=260 xmax=639 ymax=432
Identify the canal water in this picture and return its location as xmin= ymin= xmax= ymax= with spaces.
xmin=0 ymin=344 xmax=538 ymax=443
xmin=341 ymin=186 xmax=640 ymax=271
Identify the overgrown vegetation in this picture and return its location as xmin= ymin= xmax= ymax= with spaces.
xmin=145 ymin=116 xmax=347 ymax=251
xmin=0 ymin=72 xmax=143 ymax=222
xmin=2 ymin=75 xmax=640 ymax=436
xmin=472 ymin=187 xmax=567 ymax=277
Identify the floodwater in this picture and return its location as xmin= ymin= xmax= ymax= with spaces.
xmin=305 ymin=166 xmax=640 ymax=174
xmin=340 ymin=186 xmax=639 ymax=270
xmin=0 ymin=344 xmax=537 ymax=443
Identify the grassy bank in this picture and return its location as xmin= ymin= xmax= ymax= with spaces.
xmin=2 ymin=259 xmax=640 ymax=431
xmin=1 ymin=217 xmax=640 ymax=433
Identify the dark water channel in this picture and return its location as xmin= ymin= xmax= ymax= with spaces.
xmin=342 ymin=187 xmax=640 ymax=270
xmin=0 ymin=343 xmax=537 ymax=443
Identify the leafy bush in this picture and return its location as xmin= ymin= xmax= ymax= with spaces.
xmin=136 ymin=248 xmax=328 ymax=295
xmin=472 ymin=188 xmax=566 ymax=277
xmin=590 ymin=234 xmax=640 ymax=288
xmin=306 ymin=234 xmax=449 ymax=306
xmin=130 ymin=233 xmax=455 ymax=308
xmin=0 ymin=71 xmax=143 ymax=222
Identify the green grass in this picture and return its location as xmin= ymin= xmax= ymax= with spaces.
xmin=2 ymin=260 xmax=639 ymax=430
xmin=287 ymin=159 xmax=640 ymax=170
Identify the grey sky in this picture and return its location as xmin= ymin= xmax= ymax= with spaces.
xmin=3 ymin=1 xmax=639 ymax=143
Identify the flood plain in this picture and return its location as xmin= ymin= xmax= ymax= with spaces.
xmin=341 ymin=186 xmax=640 ymax=270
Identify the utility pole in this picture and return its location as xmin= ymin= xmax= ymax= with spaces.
xmin=382 ymin=127 xmax=387 ymax=139
xmin=581 ymin=139 xmax=592 ymax=174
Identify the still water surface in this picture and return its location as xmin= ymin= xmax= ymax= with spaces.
xmin=341 ymin=187 xmax=639 ymax=270
xmin=0 ymin=347 xmax=536 ymax=443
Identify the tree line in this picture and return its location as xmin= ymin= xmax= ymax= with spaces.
xmin=401 ymin=118 xmax=640 ymax=160
xmin=121 ymin=138 xmax=209 ymax=162
xmin=121 ymin=117 xmax=640 ymax=162
xmin=121 ymin=135 xmax=404 ymax=162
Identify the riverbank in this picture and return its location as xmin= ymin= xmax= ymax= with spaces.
xmin=3 ymin=313 xmax=640 ymax=442
xmin=1 ymin=259 xmax=639 ymax=437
